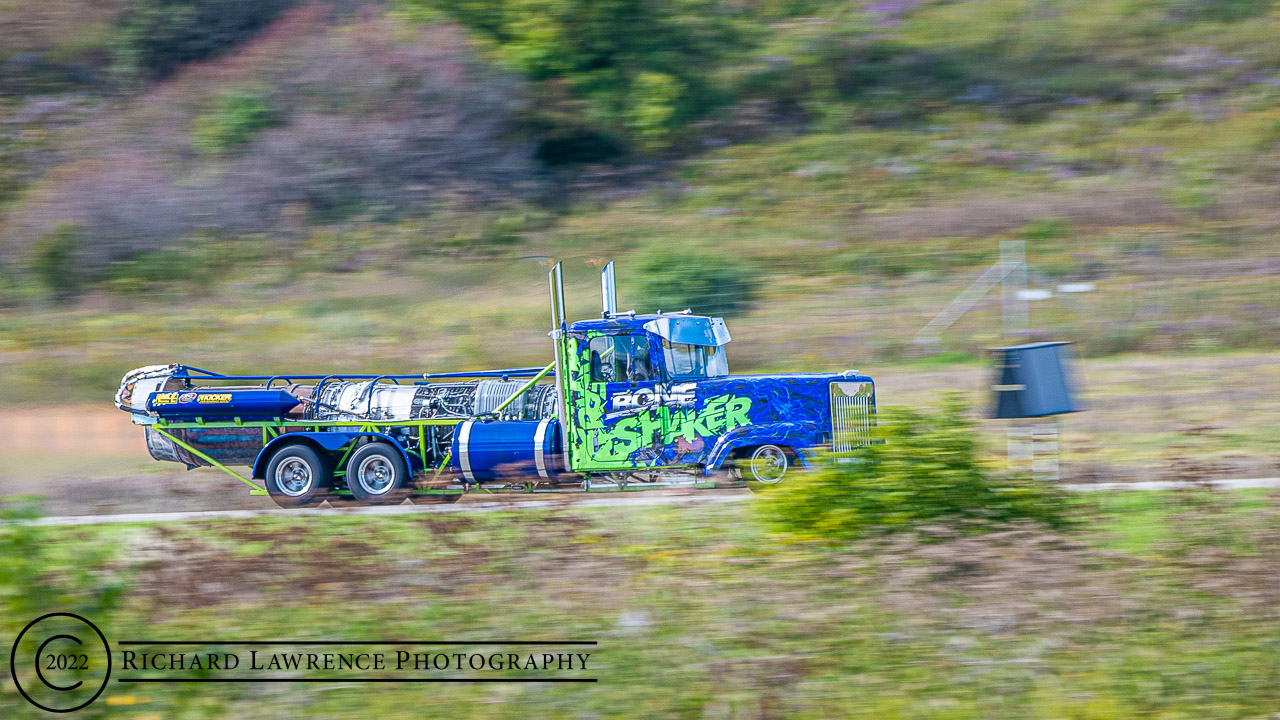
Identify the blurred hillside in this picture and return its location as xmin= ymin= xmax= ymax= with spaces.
xmin=1 ymin=0 xmax=1279 ymax=397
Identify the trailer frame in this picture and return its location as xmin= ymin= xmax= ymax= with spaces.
xmin=141 ymin=363 xmax=559 ymax=498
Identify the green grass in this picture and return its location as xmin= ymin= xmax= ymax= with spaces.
xmin=4 ymin=491 xmax=1280 ymax=718
xmin=1083 ymin=487 xmax=1277 ymax=555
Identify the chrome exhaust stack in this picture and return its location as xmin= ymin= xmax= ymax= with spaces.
xmin=600 ymin=260 xmax=617 ymax=317
xmin=548 ymin=262 xmax=571 ymax=469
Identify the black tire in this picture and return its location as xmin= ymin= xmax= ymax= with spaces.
xmin=345 ymin=443 xmax=412 ymax=505
xmin=264 ymin=444 xmax=332 ymax=508
xmin=741 ymin=444 xmax=796 ymax=493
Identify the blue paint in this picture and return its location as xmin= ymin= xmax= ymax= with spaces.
xmin=704 ymin=420 xmax=824 ymax=474
xmin=451 ymin=419 xmax=562 ymax=483
xmin=148 ymin=388 xmax=299 ymax=421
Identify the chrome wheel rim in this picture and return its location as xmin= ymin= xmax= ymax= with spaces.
xmin=356 ymin=455 xmax=396 ymax=495
xmin=274 ymin=458 xmax=313 ymax=496
xmin=749 ymin=446 xmax=788 ymax=484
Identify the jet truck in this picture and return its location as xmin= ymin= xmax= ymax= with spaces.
xmin=114 ymin=263 xmax=876 ymax=506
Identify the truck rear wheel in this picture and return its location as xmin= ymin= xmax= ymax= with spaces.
xmin=346 ymin=443 xmax=412 ymax=505
xmin=264 ymin=444 xmax=332 ymax=508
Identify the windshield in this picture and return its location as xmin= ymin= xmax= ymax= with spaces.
xmin=662 ymin=342 xmax=729 ymax=380
xmin=643 ymin=316 xmax=731 ymax=346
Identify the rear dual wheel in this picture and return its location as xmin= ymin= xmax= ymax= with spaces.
xmin=347 ymin=443 xmax=462 ymax=504
xmin=346 ymin=443 xmax=413 ymax=505
xmin=264 ymin=445 xmax=332 ymax=508
xmin=265 ymin=441 xmax=413 ymax=508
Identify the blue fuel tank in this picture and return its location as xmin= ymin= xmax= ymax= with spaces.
xmin=452 ymin=418 xmax=563 ymax=483
xmin=147 ymin=389 xmax=300 ymax=421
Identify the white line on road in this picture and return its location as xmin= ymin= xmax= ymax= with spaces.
xmin=13 ymin=478 xmax=1280 ymax=527
xmin=18 ymin=491 xmax=752 ymax=527
xmin=1061 ymin=477 xmax=1280 ymax=492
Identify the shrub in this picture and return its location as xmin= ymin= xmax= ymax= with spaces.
xmin=27 ymin=223 xmax=85 ymax=301
xmin=0 ymin=500 xmax=127 ymax=627
xmin=113 ymin=0 xmax=298 ymax=81
xmin=102 ymin=248 xmax=217 ymax=296
xmin=1168 ymin=0 xmax=1274 ymax=22
xmin=634 ymin=247 xmax=760 ymax=317
xmin=759 ymin=398 xmax=1069 ymax=542
xmin=625 ymin=72 xmax=686 ymax=151
xmin=191 ymin=87 xmax=278 ymax=154
xmin=1020 ymin=218 xmax=1070 ymax=241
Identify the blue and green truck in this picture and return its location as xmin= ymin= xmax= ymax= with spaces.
xmin=115 ymin=263 xmax=875 ymax=507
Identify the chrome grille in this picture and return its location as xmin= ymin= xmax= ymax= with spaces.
xmin=830 ymin=381 xmax=873 ymax=452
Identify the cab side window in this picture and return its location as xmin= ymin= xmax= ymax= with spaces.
xmin=588 ymin=335 xmax=653 ymax=383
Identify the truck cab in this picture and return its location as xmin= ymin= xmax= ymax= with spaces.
xmin=551 ymin=267 xmax=875 ymax=483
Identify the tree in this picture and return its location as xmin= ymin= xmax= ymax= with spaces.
xmin=398 ymin=0 xmax=750 ymax=157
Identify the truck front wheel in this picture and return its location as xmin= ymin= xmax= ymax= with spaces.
xmin=346 ymin=443 xmax=411 ymax=505
xmin=264 ymin=444 xmax=332 ymax=508
xmin=743 ymin=444 xmax=793 ymax=492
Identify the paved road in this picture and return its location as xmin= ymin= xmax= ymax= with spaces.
xmin=14 ymin=477 xmax=1280 ymax=527
xmin=18 ymin=490 xmax=752 ymax=526
xmin=1062 ymin=477 xmax=1280 ymax=492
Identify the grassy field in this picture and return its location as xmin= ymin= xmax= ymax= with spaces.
xmin=3 ymin=489 xmax=1279 ymax=718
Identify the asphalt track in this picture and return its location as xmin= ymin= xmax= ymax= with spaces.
xmin=15 ymin=477 xmax=1280 ymax=527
